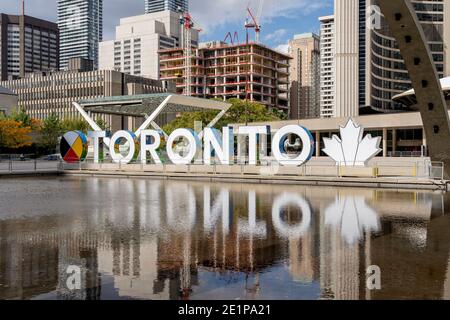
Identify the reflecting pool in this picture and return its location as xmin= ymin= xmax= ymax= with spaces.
xmin=0 ymin=177 xmax=450 ymax=300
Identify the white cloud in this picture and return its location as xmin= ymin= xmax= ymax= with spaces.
xmin=0 ymin=0 xmax=329 ymax=40
xmin=190 ymin=0 xmax=330 ymax=34
xmin=264 ymin=29 xmax=287 ymax=41
xmin=275 ymin=43 xmax=289 ymax=54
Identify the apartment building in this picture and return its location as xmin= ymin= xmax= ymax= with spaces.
xmin=288 ymin=33 xmax=320 ymax=119
xmin=319 ymin=15 xmax=335 ymax=118
xmin=159 ymin=42 xmax=291 ymax=111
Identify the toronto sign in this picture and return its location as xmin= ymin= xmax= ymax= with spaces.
xmin=60 ymin=119 xmax=382 ymax=167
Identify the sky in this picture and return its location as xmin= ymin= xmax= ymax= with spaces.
xmin=1 ymin=0 xmax=333 ymax=53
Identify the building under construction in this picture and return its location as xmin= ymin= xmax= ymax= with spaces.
xmin=159 ymin=41 xmax=291 ymax=112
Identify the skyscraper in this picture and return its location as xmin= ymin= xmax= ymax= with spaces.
xmin=57 ymin=0 xmax=103 ymax=70
xmin=288 ymin=33 xmax=321 ymax=119
xmin=333 ymin=0 xmax=450 ymax=115
xmin=145 ymin=0 xmax=189 ymax=14
xmin=0 ymin=14 xmax=59 ymax=81
xmin=368 ymin=0 xmax=450 ymax=111
xmin=319 ymin=15 xmax=335 ymax=118
xmin=334 ymin=0 xmax=360 ymax=117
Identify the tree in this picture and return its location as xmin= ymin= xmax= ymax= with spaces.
xmin=10 ymin=108 xmax=33 ymax=128
xmin=163 ymin=98 xmax=283 ymax=134
xmin=95 ymin=118 xmax=110 ymax=131
xmin=61 ymin=118 xmax=90 ymax=133
xmin=0 ymin=119 xmax=33 ymax=150
xmin=39 ymin=113 xmax=62 ymax=153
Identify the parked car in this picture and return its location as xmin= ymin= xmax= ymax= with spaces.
xmin=42 ymin=154 xmax=62 ymax=161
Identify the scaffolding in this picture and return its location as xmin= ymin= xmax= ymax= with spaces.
xmin=159 ymin=42 xmax=291 ymax=111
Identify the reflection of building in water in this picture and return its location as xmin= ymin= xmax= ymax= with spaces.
xmin=0 ymin=219 xmax=59 ymax=299
xmin=0 ymin=216 xmax=103 ymax=300
xmin=317 ymin=188 xmax=449 ymax=300
xmin=2 ymin=178 xmax=450 ymax=300
xmin=368 ymin=205 xmax=450 ymax=300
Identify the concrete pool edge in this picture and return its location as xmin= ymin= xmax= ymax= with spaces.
xmin=0 ymin=171 xmax=62 ymax=178
xmin=61 ymin=169 xmax=450 ymax=191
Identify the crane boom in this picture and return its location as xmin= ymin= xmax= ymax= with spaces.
xmin=245 ymin=1 xmax=263 ymax=43
xmin=179 ymin=11 xmax=202 ymax=96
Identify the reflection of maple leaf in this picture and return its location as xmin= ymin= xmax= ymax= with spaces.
xmin=324 ymin=196 xmax=380 ymax=245
xmin=323 ymin=119 xmax=382 ymax=166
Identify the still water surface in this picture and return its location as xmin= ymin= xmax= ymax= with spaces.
xmin=0 ymin=177 xmax=450 ymax=300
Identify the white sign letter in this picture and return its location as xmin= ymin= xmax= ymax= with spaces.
xmin=140 ymin=130 xmax=163 ymax=164
xmin=88 ymin=131 xmax=106 ymax=164
xmin=238 ymin=126 xmax=270 ymax=165
xmin=109 ymin=130 xmax=139 ymax=164
xmin=203 ymin=127 xmax=234 ymax=165
xmin=166 ymin=129 xmax=201 ymax=165
xmin=272 ymin=125 xmax=314 ymax=166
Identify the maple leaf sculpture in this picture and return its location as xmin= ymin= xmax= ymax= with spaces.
xmin=323 ymin=119 xmax=382 ymax=166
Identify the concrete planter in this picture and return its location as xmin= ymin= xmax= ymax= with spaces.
xmin=339 ymin=166 xmax=379 ymax=178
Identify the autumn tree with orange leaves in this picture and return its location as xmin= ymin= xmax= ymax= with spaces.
xmin=0 ymin=119 xmax=33 ymax=151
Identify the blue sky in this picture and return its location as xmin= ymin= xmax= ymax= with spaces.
xmin=1 ymin=0 xmax=333 ymax=52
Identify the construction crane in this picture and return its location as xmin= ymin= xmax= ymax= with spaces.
xmin=243 ymin=0 xmax=264 ymax=124
xmin=245 ymin=0 xmax=264 ymax=43
xmin=179 ymin=10 xmax=202 ymax=96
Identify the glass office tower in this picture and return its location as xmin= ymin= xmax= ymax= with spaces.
xmin=57 ymin=0 xmax=103 ymax=70
xmin=145 ymin=0 xmax=188 ymax=14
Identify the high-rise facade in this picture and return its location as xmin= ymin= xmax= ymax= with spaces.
xmin=0 ymin=14 xmax=59 ymax=81
xmin=319 ymin=16 xmax=335 ymax=118
xmin=57 ymin=0 xmax=103 ymax=70
xmin=145 ymin=0 xmax=189 ymax=14
xmin=288 ymin=33 xmax=320 ymax=119
xmin=333 ymin=0 xmax=450 ymax=115
xmin=334 ymin=0 xmax=360 ymax=117
xmin=99 ymin=11 xmax=198 ymax=79
xmin=369 ymin=0 xmax=450 ymax=111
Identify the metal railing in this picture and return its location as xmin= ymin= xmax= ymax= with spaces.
xmin=60 ymin=157 xmax=445 ymax=180
xmin=0 ymin=158 xmax=61 ymax=174
xmin=387 ymin=151 xmax=425 ymax=158
xmin=429 ymin=161 xmax=444 ymax=180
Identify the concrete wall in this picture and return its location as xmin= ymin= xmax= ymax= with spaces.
xmin=0 ymin=92 xmax=18 ymax=116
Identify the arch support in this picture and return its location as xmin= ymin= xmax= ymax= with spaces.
xmin=378 ymin=0 xmax=450 ymax=178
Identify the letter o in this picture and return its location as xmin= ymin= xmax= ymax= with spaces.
xmin=109 ymin=130 xmax=139 ymax=164
xmin=272 ymin=125 xmax=314 ymax=166
xmin=272 ymin=193 xmax=311 ymax=239
xmin=166 ymin=129 xmax=201 ymax=165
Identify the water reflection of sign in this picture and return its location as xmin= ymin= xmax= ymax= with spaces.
xmin=324 ymin=195 xmax=380 ymax=245
xmin=238 ymin=191 xmax=267 ymax=239
xmin=272 ymin=192 xmax=312 ymax=239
